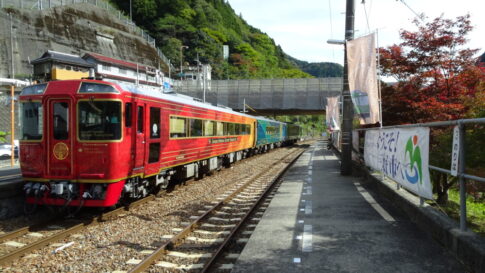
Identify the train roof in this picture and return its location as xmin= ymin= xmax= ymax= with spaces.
xmin=253 ymin=116 xmax=286 ymax=125
xmin=115 ymin=82 xmax=258 ymax=119
xmin=21 ymin=80 xmax=257 ymax=120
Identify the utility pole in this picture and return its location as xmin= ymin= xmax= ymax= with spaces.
xmin=180 ymin=45 xmax=188 ymax=78
xmin=341 ymin=0 xmax=355 ymax=175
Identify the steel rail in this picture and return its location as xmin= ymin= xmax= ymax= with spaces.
xmin=200 ymin=149 xmax=305 ymax=273
xmin=128 ymin=148 xmax=305 ymax=273
xmin=0 ymin=195 xmax=155 ymax=266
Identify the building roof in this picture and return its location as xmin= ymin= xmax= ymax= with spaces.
xmin=31 ymin=50 xmax=94 ymax=68
xmin=83 ymin=52 xmax=154 ymax=73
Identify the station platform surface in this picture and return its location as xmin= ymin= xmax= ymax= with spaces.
xmin=232 ymin=140 xmax=466 ymax=273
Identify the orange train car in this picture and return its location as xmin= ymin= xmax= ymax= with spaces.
xmin=20 ymin=80 xmax=256 ymax=208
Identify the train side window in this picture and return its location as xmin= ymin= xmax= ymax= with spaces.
xmin=170 ymin=117 xmax=187 ymax=138
xmin=216 ymin=122 xmax=224 ymax=136
xmin=227 ymin=123 xmax=235 ymax=135
xmin=137 ymin=106 xmax=144 ymax=133
xmin=125 ymin=103 xmax=132 ymax=127
xmin=189 ymin=119 xmax=203 ymax=137
xmin=150 ymin=107 xmax=160 ymax=138
xmin=203 ymin=120 xmax=215 ymax=136
xmin=148 ymin=143 xmax=160 ymax=163
xmin=53 ymin=102 xmax=69 ymax=140
xmin=235 ymin=124 xmax=241 ymax=135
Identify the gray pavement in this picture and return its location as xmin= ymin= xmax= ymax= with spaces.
xmin=232 ymin=140 xmax=468 ymax=273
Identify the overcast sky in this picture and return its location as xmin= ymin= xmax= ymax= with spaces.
xmin=227 ymin=0 xmax=485 ymax=65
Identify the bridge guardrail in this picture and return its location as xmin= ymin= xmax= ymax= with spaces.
xmin=352 ymin=118 xmax=485 ymax=232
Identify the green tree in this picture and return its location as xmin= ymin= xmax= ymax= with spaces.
xmin=379 ymin=14 xmax=484 ymax=204
xmin=0 ymin=131 xmax=9 ymax=143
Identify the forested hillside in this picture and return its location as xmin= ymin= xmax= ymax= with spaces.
xmin=288 ymin=56 xmax=343 ymax=77
xmin=109 ymin=0 xmax=335 ymax=80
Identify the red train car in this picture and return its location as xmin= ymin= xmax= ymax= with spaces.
xmin=20 ymin=80 xmax=256 ymax=207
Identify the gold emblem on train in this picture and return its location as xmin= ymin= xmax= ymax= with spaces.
xmin=53 ymin=142 xmax=69 ymax=160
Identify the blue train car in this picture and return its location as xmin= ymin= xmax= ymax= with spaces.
xmin=255 ymin=117 xmax=286 ymax=152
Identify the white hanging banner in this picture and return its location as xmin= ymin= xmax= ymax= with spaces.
xmin=450 ymin=126 xmax=460 ymax=177
xmin=347 ymin=33 xmax=380 ymax=125
xmin=326 ymin=96 xmax=340 ymax=131
xmin=364 ymin=127 xmax=433 ymax=199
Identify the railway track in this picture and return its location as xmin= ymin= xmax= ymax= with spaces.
xmin=125 ymin=147 xmax=305 ymax=272
xmin=0 ymin=195 xmax=156 ymax=266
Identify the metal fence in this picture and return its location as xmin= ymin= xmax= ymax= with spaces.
xmin=0 ymin=0 xmax=173 ymax=71
xmin=175 ymin=78 xmax=343 ymax=111
xmin=353 ymin=118 xmax=485 ymax=232
xmin=0 ymin=87 xmax=19 ymax=169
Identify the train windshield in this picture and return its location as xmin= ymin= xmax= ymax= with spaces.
xmin=20 ymin=102 xmax=43 ymax=140
xmin=78 ymin=101 xmax=121 ymax=141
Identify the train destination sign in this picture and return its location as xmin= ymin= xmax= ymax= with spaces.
xmin=209 ymin=137 xmax=238 ymax=144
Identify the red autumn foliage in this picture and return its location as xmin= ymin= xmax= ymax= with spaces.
xmin=379 ymin=14 xmax=485 ymax=125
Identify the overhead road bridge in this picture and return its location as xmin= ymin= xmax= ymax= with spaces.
xmin=175 ymin=78 xmax=343 ymax=115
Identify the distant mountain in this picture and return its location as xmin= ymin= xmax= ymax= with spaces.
xmin=287 ymin=55 xmax=343 ymax=78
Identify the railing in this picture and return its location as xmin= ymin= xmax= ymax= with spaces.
xmin=0 ymin=0 xmax=173 ymax=71
xmin=353 ymin=118 xmax=485 ymax=232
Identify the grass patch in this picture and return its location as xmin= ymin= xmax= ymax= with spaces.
xmin=439 ymin=189 xmax=485 ymax=236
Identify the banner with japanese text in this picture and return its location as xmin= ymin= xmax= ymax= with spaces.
xmin=364 ymin=127 xmax=432 ymax=199
xmin=347 ymin=33 xmax=380 ymax=125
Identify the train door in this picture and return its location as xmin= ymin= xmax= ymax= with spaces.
xmin=134 ymin=104 xmax=146 ymax=169
xmin=47 ymin=98 xmax=73 ymax=177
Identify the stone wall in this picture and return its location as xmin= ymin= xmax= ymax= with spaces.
xmin=0 ymin=3 xmax=165 ymax=80
xmin=0 ymin=3 xmax=167 ymax=138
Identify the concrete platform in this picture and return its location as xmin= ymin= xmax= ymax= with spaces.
xmin=232 ymin=140 xmax=468 ymax=273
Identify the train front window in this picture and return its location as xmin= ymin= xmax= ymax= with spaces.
xmin=78 ymin=101 xmax=121 ymax=141
xmin=79 ymin=82 xmax=118 ymax=93
xmin=20 ymin=102 xmax=43 ymax=140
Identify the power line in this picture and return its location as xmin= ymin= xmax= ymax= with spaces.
xmin=361 ymin=0 xmax=371 ymax=33
xmin=396 ymin=0 xmax=423 ymax=21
